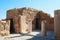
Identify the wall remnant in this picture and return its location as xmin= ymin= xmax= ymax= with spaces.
xmin=41 ymin=20 xmax=46 ymax=36
xmin=54 ymin=10 xmax=60 ymax=40
xmin=0 ymin=20 xmax=10 ymax=36
xmin=6 ymin=7 xmax=54 ymax=34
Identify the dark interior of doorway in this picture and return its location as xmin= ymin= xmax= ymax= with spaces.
xmin=36 ymin=18 xmax=40 ymax=30
xmin=10 ymin=19 xmax=15 ymax=34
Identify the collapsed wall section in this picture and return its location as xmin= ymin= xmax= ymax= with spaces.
xmin=6 ymin=7 xmax=54 ymax=34
xmin=0 ymin=20 xmax=10 ymax=36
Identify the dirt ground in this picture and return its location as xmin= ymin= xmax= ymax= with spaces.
xmin=0 ymin=30 xmax=54 ymax=40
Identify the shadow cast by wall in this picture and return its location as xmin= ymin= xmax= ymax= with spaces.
xmin=27 ymin=31 xmax=54 ymax=40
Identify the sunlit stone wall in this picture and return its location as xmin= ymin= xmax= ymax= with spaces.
xmin=0 ymin=20 xmax=10 ymax=36
xmin=41 ymin=20 xmax=46 ymax=36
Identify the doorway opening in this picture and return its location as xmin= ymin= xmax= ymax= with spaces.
xmin=10 ymin=19 xmax=15 ymax=34
xmin=36 ymin=18 xmax=39 ymax=30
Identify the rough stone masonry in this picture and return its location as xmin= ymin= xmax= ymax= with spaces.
xmin=6 ymin=7 xmax=54 ymax=34
xmin=0 ymin=20 xmax=10 ymax=36
xmin=54 ymin=10 xmax=60 ymax=40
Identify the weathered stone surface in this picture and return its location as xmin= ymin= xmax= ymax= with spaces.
xmin=6 ymin=7 xmax=54 ymax=34
xmin=54 ymin=10 xmax=60 ymax=40
xmin=19 ymin=15 xmax=28 ymax=33
xmin=37 ymin=11 xmax=54 ymax=31
xmin=41 ymin=20 xmax=46 ymax=36
xmin=0 ymin=20 xmax=10 ymax=36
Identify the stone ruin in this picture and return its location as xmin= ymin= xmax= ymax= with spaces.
xmin=0 ymin=20 xmax=10 ymax=36
xmin=41 ymin=20 xmax=46 ymax=36
xmin=6 ymin=7 xmax=54 ymax=34
xmin=54 ymin=10 xmax=60 ymax=40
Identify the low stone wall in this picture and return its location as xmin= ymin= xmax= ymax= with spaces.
xmin=0 ymin=20 xmax=10 ymax=36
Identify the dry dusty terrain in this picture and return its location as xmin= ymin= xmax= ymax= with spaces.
xmin=0 ymin=30 xmax=54 ymax=40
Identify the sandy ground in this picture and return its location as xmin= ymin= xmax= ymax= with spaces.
xmin=0 ymin=30 xmax=54 ymax=40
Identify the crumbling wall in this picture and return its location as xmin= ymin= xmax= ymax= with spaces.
xmin=6 ymin=8 xmax=20 ymax=33
xmin=6 ymin=8 xmax=38 ymax=33
xmin=37 ymin=11 xmax=54 ymax=31
xmin=0 ymin=20 xmax=10 ymax=36
xmin=21 ymin=8 xmax=38 ymax=30
xmin=54 ymin=10 xmax=60 ymax=40
xmin=6 ymin=7 xmax=54 ymax=34
xmin=19 ymin=15 xmax=29 ymax=33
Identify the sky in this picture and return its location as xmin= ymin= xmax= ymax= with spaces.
xmin=0 ymin=0 xmax=60 ymax=20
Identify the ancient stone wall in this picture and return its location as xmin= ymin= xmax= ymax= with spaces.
xmin=54 ymin=10 xmax=60 ymax=40
xmin=6 ymin=7 xmax=54 ymax=34
xmin=19 ymin=15 xmax=29 ymax=33
xmin=0 ymin=20 xmax=10 ymax=36
xmin=41 ymin=20 xmax=46 ymax=36
xmin=7 ymin=8 xmax=20 ymax=33
xmin=6 ymin=8 xmax=38 ymax=33
xmin=6 ymin=8 xmax=19 ymax=19
xmin=37 ymin=11 xmax=54 ymax=31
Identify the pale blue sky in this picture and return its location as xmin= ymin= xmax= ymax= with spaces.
xmin=0 ymin=0 xmax=60 ymax=20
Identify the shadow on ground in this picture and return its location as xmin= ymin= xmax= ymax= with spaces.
xmin=27 ymin=30 xmax=54 ymax=40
